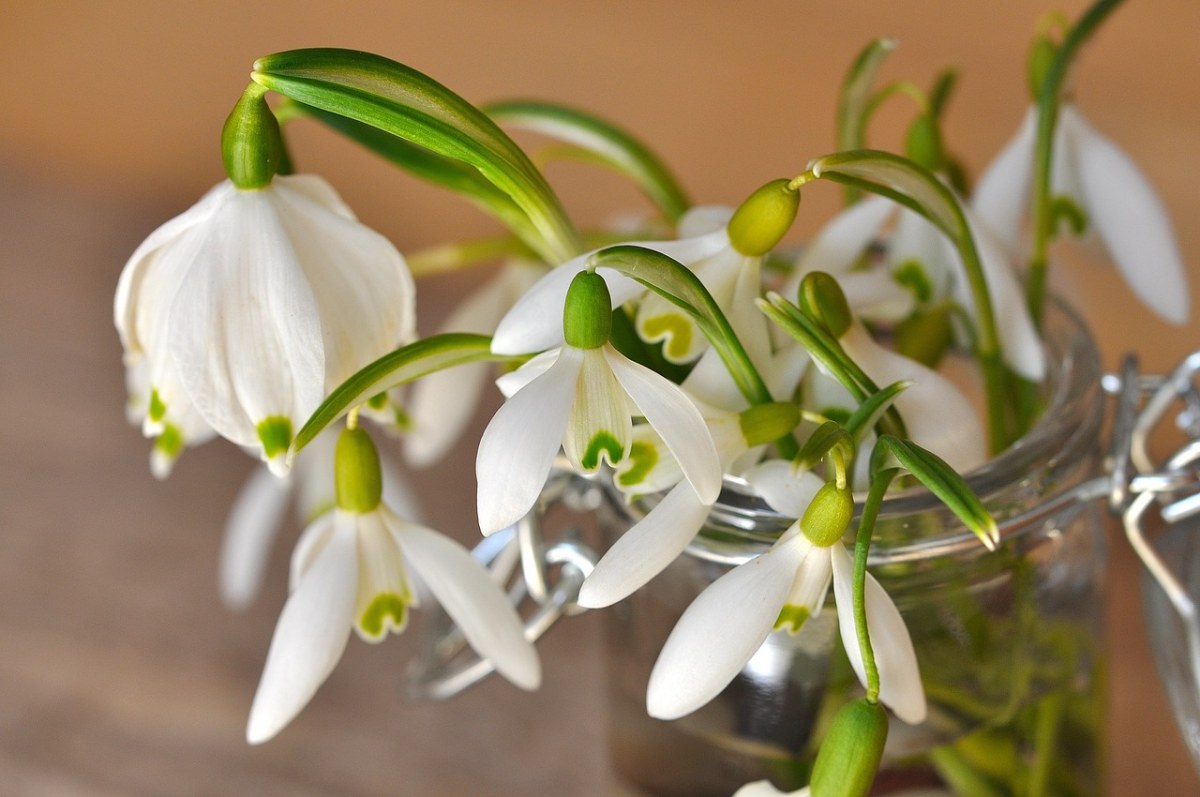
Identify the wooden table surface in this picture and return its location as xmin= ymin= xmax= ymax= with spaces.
xmin=3 ymin=1 xmax=1200 ymax=794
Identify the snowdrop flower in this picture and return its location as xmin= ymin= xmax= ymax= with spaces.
xmin=247 ymin=427 xmax=538 ymax=744
xmin=219 ymin=428 xmax=420 ymax=610
xmin=403 ymin=260 xmax=542 ymax=468
xmin=973 ymin=104 xmax=1188 ymax=324
xmin=577 ymin=400 xmax=799 ymax=609
xmin=477 ymin=270 xmax=722 ymax=535
xmin=115 ymin=98 xmax=415 ymax=476
xmin=647 ymin=461 xmax=925 ymax=725
xmin=786 ymin=196 xmax=1044 ymax=382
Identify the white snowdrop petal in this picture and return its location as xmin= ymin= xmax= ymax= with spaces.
xmin=831 ymin=544 xmax=926 ymax=725
xmin=605 ymin=348 xmax=721 ymax=504
xmin=494 ymin=349 xmax=558 ymax=399
xmin=792 ymin=194 xmax=894 ymax=282
xmin=971 ymin=106 xmax=1037 ymax=254
xmin=476 ymin=348 xmax=580 ymax=535
xmin=647 ymin=532 xmax=806 ymax=720
xmin=677 ymin=205 xmax=733 ymax=238
xmin=246 ymin=523 xmax=357 ymax=744
xmin=744 ymin=460 xmax=825 ymax=518
xmin=563 ymin=349 xmax=632 ymax=472
xmin=1066 ymin=106 xmax=1190 ymax=324
xmin=220 ymin=465 xmax=293 ymax=610
xmin=578 ymin=481 xmax=711 ymax=608
xmin=391 ymin=515 xmax=541 ymax=690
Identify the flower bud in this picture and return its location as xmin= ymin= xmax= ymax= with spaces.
xmin=728 ymin=179 xmax=800 ymax=256
xmin=563 ymin=270 xmax=613 ymax=349
xmin=904 ymin=114 xmax=943 ymax=172
xmin=801 ymin=481 xmax=854 ymax=547
xmin=1027 ymin=34 xmax=1058 ymax=100
xmin=799 ymin=272 xmax=852 ymax=339
xmin=809 ymin=698 xmax=889 ymax=797
xmin=739 ymin=402 xmax=802 ymax=448
xmin=222 ymin=84 xmax=285 ymax=190
xmin=335 ymin=426 xmax=383 ymax=513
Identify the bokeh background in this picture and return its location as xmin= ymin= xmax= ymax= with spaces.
xmin=3 ymin=1 xmax=1199 ymax=794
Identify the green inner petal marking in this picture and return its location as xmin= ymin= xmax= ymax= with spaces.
xmin=360 ymin=593 xmax=409 ymax=639
xmin=617 ymin=440 xmax=658 ymax=487
xmin=641 ymin=314 xmax=693 ymax=361
xmin=256 ymin=416 xmax=293 ymax=459
xmin=148 ymin=388 xmax=167 ymax=423
xmin=582 ymin=431 xmax=624 ymax=470
xmin=1050 ymin=194 xmax=1088 ymax=238
xmin=155 ymin=423 xmax=183 ymax=458
xmin=893 ymin=259 xmax=934 ymax=303
xmin=367 ymin=391 xmax=390 ymax=410
xmin=775 ymin=604 xmax=812 ymax=634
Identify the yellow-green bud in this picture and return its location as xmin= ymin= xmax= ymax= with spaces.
xmin=799 ymin=272 xmax=852 ymax=339
xmin=894 ymin=306 xmax=954 ymax=368
xmin=801 ymin=482 xmax=854 ymax=547
xmin=335 ymin=427 xmax=383 ymax=513
xmin=728 ymin=179 xmax=800 ymax=257
xmin=739 ymin=402 xmax=801 ymax=448
xmin=809 ymin=699 xmax=889 ymax=797
xmin=222 ymin=84 xmax=284 ymax=190
xmin=904 ymin=115 xmax=943 ymax=172
xmin=563 ymin=270 xmax=612 ymax=349
xmin=1027 ymin=35 xmax=1058 ymax=100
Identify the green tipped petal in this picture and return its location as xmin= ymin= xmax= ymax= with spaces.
xmin=257 ymin=416 xmax=294 ymax=460
xmin=358 ymin=592 xmax=410 ymax=639
xmin=335 ymin=427 xmax=383 ymax=513
xmin=774 ymin=603 xmax=812 ymax=635
xmin=727 ymin=179 xmax=799 ymax=256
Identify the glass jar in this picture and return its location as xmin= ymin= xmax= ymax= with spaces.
xmin=597 ymin=300 xmax=1106 ymax=796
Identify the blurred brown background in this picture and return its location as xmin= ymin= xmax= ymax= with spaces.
xmin=3 ymin=1 xmax=1199 ymax=794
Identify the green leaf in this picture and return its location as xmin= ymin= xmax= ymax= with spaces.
xmin=295 ymin=103 xmax=542 ymax=252
xmin=252 ymin=48 xmax=579 ymax=263
xmin=837 ymin=38 xmax=897 ymax=155
xmin=292 ymin=333 xmax=522 ymax=455
xmin=486 ymin=100 xmax=691 ymax=223
xmin=795 ymin=421 xmax=854 ymax=472
xmin=844 ymin=380 xmax=910 ymax=443
xmin=873 ymin=435 xmax=999 ymax=549
xmin=809 ymin=149 xmax=961 ymax=236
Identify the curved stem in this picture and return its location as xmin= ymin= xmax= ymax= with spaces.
xmin=853 ymin=468 xmax=898 ymax=700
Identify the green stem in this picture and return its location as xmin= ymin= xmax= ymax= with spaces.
xmin=853 ymin=469 xmax=898 ymax=700
xmin=1026 ymin=0 xmax=1125 ymax=326
xmin=1028 ymin=692 xmax=1066 ymax=797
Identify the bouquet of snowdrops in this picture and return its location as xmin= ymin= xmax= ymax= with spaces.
xmin=114 ymin=0 xmax=1186 ymax=792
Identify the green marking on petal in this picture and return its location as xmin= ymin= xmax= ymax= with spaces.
xmin=617 ymin=440 xmax=658 ymax=487
xmin=893 ymin=259 xmax=934 ymax=303
xmin=256 ymin=416 xmax=293 ymax=460
xmin=641 ymin=313 xmax=693 ymax=361
xmin=775 ymin=603 xmax=812 ymax=634
xmin=367 ymin=391 xmax=390 ymax=410
xmin=148 ymin=388 xmax=167 ymax=423
xmin=581 ymin=430 xmax=624 ymax=470
xmin=155 ymin=423 xmax=183 ymax=458
xmin=1050 ymin=194 xmax=1088 ymax=238
xmin=358 ymin=592 xmax=409 ymax=640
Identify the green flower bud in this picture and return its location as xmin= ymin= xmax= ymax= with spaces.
xmin=810 ymin=698 xmax=889 ymax=797
xmin=799 ymin=272 xmax=852 ymax=339
xmin=563 ymin=270 xmax=612 ymax=349
xmin=335 ymin=426 xmax=383 ymax=513
xmin=801 ymin=481 xmax=854 ymax=547
xmin=728 ymin=179 xmax=800 ymax=256
xmin=739 ymin=402 xmax=802 ymax=448
xmin=904 ymin=114 xmax=943 ymax=172
xmin=222 ymin=84 xmax=285 ymax=190
xmin=894 ymin=306 xmax=954 ymax=368
xmin=1027 ymin=35 xmax=1058 ymax=100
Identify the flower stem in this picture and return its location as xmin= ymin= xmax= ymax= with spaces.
xmin=853 ymin=468 xmax=898 ymax=701
xmin=1026 ymin=0 xmax=1125 ymax=326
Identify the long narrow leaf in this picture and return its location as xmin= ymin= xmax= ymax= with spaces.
xmin=486 ymin=100 xmax=691 ymax=222
xmin=252 ymin=49 xmax=579 ymax=263
xmin=292 ymin=334 xmax=522 ymax=454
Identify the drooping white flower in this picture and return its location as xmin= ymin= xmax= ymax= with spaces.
xmin=114 ymin=174 xmax=416 ymax=475
xmin=476 ymin=270 xmax=722 ymax=536
xmin=403 ymin=260 xmax=542 ymax=468
xmin=646 ymin=462 xmax=925 ymax=726
xmin=219 ymin=428 xmax=420 ymax=611
xmin=787 ymin=195 xmax=1045 ymax=382
xmin=973 ymin=104 xmax=1189 ymax=324
xmin=246 ymin=427 xmax=538 ymax=744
